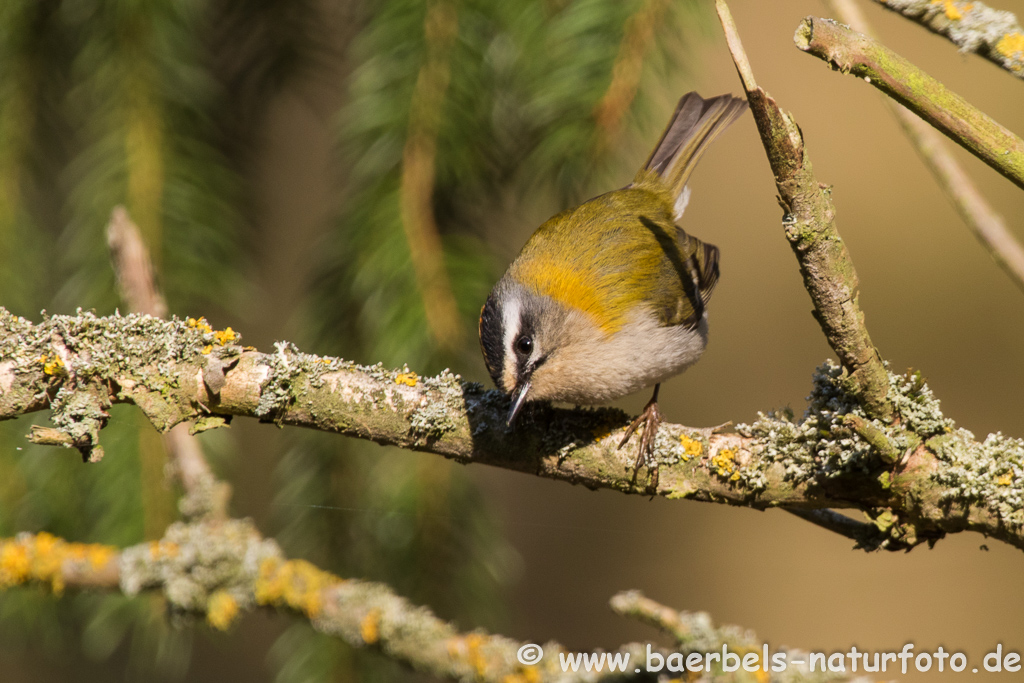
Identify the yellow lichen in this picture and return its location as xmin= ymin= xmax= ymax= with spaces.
xmin=39 ymin=354 xmax=65 ymax=376
xmin=931 ymin=0 xmax=962 ymax=20
xmin=447 ymin=634 xmax=490 ymax=676
xmin=0 ymin=534 xmax=118 ymax=594
xmin=679 ymin=434 xmax=703 ymax=458
xmin=187 ymin=317 xmax=214 ymax=334
xmin=213 ymin=327 xmax=237 ymax=345
xmin=502 ymin=668 xmax=541 ymax=683
xmin=0 ymin=543 xmax=30 ymax=587
xmin=395 ymin=372 xmax=418 ymax=387
xmin=710 ymin=448 xmax=736 ymax=477
xmin=996 ymin=472 xmax=1014 ymax=487
xmin=997 ymin=32 xmax=1024 ymax=60
xmin=30 ymin=533 xmax=64 ymax=592
xmin=149 ymin=540 xmax=179 ymax=559
xmin=360 ymin=608 xmax=382 ymax=644
xmin=87 ymin=545 xmax=114 ymax=570
xmin=450 ymin=634 xmax=489 ymax=677
xmin=207 ymin=590 xmax=240 ymax=630
xmin=254 ymin=557 xmax=341 ymax=619
xmin=201 ymin=345 xmax=213 ymax=355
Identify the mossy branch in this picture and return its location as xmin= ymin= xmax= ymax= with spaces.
xmin=2 ymin=308 xmax=1024 ymax=554
xmin=795 ymin=16 xmax=1024 ymax=191
xmin=715 ymin=0 xmax=893 ymax=422
xmin=870 ymin=0 xmax=1024 ymax=80
xmin=0 ymin=528 xmax=849 ymax=683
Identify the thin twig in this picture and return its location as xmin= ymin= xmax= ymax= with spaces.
xmin=106 ymin=206 xmax=167 ymax=318
xmin=715 ymin=0 xmax=893 ymax=421
xmin=795 ymin=16 xmax=1024 ymax=191
xmin=824 ymin=0 xmax=1024 ymax=294
xmin=785 ymin=509 xmax=902 ymax=550
xmin=716 ymin=0 xmax=757 ymax=91
xmin=106 ymin=207 xmax=227 ymax=520
xmin=870 ymin=0 xmax=1024 ymax=80
xmin=610 ymin=591 xmax=755 ymax=650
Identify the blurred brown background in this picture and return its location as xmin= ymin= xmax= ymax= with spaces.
xmin=3 ymin=0 xmax=1023 ymax=681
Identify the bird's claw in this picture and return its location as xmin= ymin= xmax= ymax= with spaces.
xmin=619 ymin=397 xmax=662 ymax=493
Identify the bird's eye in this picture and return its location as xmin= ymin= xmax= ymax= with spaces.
xmin=514 ymin=336 xmax=533 ymax=356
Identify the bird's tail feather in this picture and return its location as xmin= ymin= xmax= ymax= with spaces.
xmin=640 ymin=92 xmax=748 ymax=219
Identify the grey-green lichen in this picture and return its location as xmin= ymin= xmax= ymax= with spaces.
xmin=120 ymin=518 xmax=282 ymax=618
xmin=737 ymin=360 xmax=953 ymax=486
xmin=255 ymin=341 xmax=305 ymax=420
xmin=47 ymin=385 xmax=109 ymax=461
xmin=257 ymin=338 xmax=375 ymax=420
xmin=886 ymin=369 xmax=953 ymax=437
xmin=930 ymin=429 xmax=1024 ymax=528
xmin=408 ymin=399 xmax=457 ymax=440
xmin=1 ymin=308 xmax=238 ymax=447
xmin=735 ymin=359 xmax=1024 ymax=532
xmin=650 ymin=427 xmax=690 ymax=467
xmin=1 ymin=309 xmax=211 ymax=384
xmin=407 ymin=368 xmax=466 ymax=441
xmin=738 ymin=361 xmax=876 ymax=484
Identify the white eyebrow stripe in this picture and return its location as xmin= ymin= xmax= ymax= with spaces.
xmin=501 ymin=296 xmax=522 ymax=388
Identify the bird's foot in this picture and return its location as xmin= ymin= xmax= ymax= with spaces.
xmin=619 ymin=396 xmax=662 ymax=492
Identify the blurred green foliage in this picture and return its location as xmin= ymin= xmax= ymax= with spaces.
xmin=0 ymin=0 xmax=703 ymax=680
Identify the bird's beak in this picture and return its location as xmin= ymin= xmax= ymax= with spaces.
xmin=507 ymin=381 xmax=532 ymax=426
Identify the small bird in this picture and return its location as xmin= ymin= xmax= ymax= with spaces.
xmin=479 ymin=92 xmax=747 ymax=480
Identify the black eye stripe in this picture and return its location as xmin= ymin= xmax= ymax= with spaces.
xmin=478 ymin=295 xmax=505 ymax=389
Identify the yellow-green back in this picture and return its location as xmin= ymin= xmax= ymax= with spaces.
xmin=509 ymin=184 xmax=706 ymax=333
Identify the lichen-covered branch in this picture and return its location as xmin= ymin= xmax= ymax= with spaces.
xmin=795 ymin=16 xmax=1024 ymax=191
xmin=611 ymin=591 xmax=757 ymax=650
xmin=871 ymin=0 xmax=1024 ymax=80
xmin=609 ymin=591 xmax=860 ymax=682
xmin=716 ymin=0 xmax=893 ymax=421
xmin=0 ymin=528 xmax=855 ymax=683
xmin=2 ymin=309 xmax=1024 ymax=554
